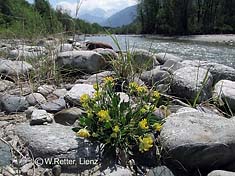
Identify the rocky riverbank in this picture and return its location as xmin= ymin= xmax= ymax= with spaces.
xmin=1 ymin=36 xmax=235 ymax=176
xmin=145 ymin=34 xmax=235 ymax=46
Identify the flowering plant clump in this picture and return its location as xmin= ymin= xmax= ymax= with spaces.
xmin=73 ymin=76 xmax=164 ymax=165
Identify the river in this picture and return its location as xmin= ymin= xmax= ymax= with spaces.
xmin=83 ymin=35 xmax=235 ymax=68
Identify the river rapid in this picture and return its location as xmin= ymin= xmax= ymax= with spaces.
xmin=84 ymin=35 xmax=235 ymax=68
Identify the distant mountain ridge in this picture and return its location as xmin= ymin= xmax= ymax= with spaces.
xmin=79 ymin=5 xmax=138 ymax=28
xmin=101 ymin=5 xmax=137 ymax=28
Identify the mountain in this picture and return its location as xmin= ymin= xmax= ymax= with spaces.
xmin=101 ymin=5 xmax=137 ymax=28
xmin=79 ymin=8 xmax=108 ymax=24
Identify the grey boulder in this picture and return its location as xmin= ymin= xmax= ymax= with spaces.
xmin=0 ymin=80 xmax=15 ymax=92
xmin=213 ymin=80 xmax=235 ymax=111
xmin=40 ymin=98 xmax=66 ymax=113
xmin=160 ymin=111 xmax=235 ymax=170
xmin=54 ymin=107 xmax=84 ymax=126
xmin=15 ymin=123 xmax=99 ymax=171
xmin=208 ymin=170 xmax=235 ymax=176
xmin=65 ymin=84 xmax=95 ymax=105
xmin=0 ymin=94 xmax=29 ymax=113
xmin=0 ymin=59 xmax=33 ymax=76
xmin=26 ymin=93 xmax=47 ymax=106
xmin=0 ymin=141 xmax=11 ymax=167
xmin=181 ymin=60 xmax=235 ymax=83
xmin=56 ymin=51 xmax=107 ymax=73
xmin=171 ymin=66 xmax=213 ymax=103
xmin=30 ymin=109 xmax=53 ymax=125
xmin=155 ymin=53 xmax=183 ymax=64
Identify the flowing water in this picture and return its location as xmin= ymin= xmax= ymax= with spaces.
xmin=84 ymin=35 xmax=235 ymax=68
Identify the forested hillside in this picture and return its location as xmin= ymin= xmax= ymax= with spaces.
xmin=0 ymin=0 xmax=104 ymax=38
xmin=138 ymin=0 xmax=235 ymax=35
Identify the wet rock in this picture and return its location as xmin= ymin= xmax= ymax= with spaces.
xmin=171 ymin=66 xmax=213 ymax=103
xmin=155 ymin=53 xmax=183 ymax=64
xmin=0 ymin=59 xmax=33 ymax=76
xmin=65 ymin=84 xmax=95 ymax=105
xmin=56 ymin=50 xmax=107 ymax=74
xmin=40 ymin=98 xmax=66 ymax=113
xmin=30 ymin=109 xmax=53 ymax=125
xmin=0 ymin=94 xmax=29 ymax=113
xmin=208 ymin=170 xmax=235 ymax=176
xmin=54 ymin=107 xmax=83 ymax=126
xmin=26 ymin=93 xmax=47 ymax=106
xmin=213 ymin=80 xmax=235 ymax=111
xmin=0 ymin=80 xmax=14 ymax=92
xmin=0 ymin=141 xmax=11 ymax=167
xmin=160 ymin=111 xmax=235 ymax=171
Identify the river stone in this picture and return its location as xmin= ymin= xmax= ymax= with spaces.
xmin=213 ymin=80 xmax=235 ymax=111
xmin=40 ymin=98 xmax=66 ymax=113
xmin=0 ymin=94 xmax=29 ymax=113
xmin=0 ymin=80 xmax=14 ymax=92
xmin=57 ymin=43 xmax=73 ymax=52
xmin=155 ymin=53 xmax=183 ymax=64
xmin=171 ymin=66 xmax=213 ymax=103
xmin=15 ymin=123 xmax=99 ymax=171
xmin=0 ymin=141 xmax=11 ymax=167
xmin=141 ymin=67 xmax=171 ymax=86
xmin=181 ymin=60 xmax=235 ymax=83
xmin=99 ymin=165 xmax=132 ymax=176
xmin=147 ymin=166 xmax=175 ymax=176
xmin=52 ymin=88 xmax=67 ymax=98
xmin=208 ymin=170 xmax=235 ymax=176
xmin=54 ymin=107 xmax=84 ymax=126
xmin=30 ymin=109 xmax=53 ymax=125
xmin=132 ymin=49 xmax=159 ymax=70
xmin=161 ymin=59 xmax=183 ymax=73
xmin=0 ymin=59 xmax=33 ymax=76
xmin=37 ymin=85 xmax=55 ymax=97
xmin=26 ymin=93 xmax=47 ymax=106
xmin=65 ymin=84 xmax=95 ymax=105
xmin=56 ymin=50 xmax=106 ymax=74
xmin=84 ymin=71 xmax=115 ymax=85
xmin=93 ymin=48 xmax=118 ymax=61
xmin=160 ymin=111 xmax=235 ymax=171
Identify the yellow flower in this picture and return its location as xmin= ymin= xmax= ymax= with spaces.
xmin=140 ymin=105 xmax=150 ymax=114
xmin=113 ymin=125 xmax=120 ymax=133
xmin=77 ymin=129 xmax=90 ymax=138
xmin=153 ymin=123 xmax=162 ymax=132
xmin=93 ymin=91 xmax=101 ymax=100
xmin=137 ymin=86 xmax=148 ymax=94
xmin=129 ymin=82 xmax=139 ymax=91
xmin=93 ymin=83 xmax=99 ymax=91
xmin=139 ymin=118 xmax=149 ymax=130
xmin=80 ymin=94 xmax=90 ymax=104
xmin=97 ymin=110 xmax=111 ymax=122
xmin=152 ymin=91 xmax=160 ymax=100
xmin=139 ymin=135 xmax=153 ymax=153
xmin=103 ymin=76 xmax=114 ymax=85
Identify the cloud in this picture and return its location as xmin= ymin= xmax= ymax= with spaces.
xmin=56 ymin=0 xmax=138 ymax=17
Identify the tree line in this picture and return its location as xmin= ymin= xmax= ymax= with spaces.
xmin=0 ymin=0 xmax=104 ymax=38
xmin=137 ymin=0 xmax=235 ymax=35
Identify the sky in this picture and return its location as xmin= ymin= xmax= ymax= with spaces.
xmin=27 ymin=0 xmax=138 ymax=17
